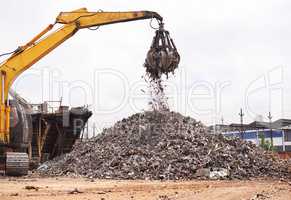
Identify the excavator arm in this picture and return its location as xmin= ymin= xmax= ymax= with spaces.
xmin=0 ymin=8 xmax=163 ymax=144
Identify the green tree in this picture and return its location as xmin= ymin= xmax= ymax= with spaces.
xmin=259 ymin=133 xmax=275 ymax=151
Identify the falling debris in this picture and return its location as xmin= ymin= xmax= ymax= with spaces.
xmin=38 ymin=111 xmax=290 ymax=180
xmin=144 ymin=75 xmax=169 ymax=111
xmin=144 ymin=23 xmax=180 ymax=111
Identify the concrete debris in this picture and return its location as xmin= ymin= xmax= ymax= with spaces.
xmin=38 ymin=111 xmax=290 ymax=180
xmin=37 ymin=164 xmax=48 ymax=171
xmin=195 ymin=168 xmax=229 ymax=179
xmin=209 ymin=168 xmax=229 ymax=179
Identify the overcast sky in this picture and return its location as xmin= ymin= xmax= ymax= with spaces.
xmin=1 ymin=0 xmax=291 ymax=132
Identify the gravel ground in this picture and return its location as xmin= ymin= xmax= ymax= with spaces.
xmin=0 ymin=177 xmax=290 ymax=200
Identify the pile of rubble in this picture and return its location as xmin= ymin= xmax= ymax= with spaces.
xmin=38 ymin=111 xmax=290 ymax=180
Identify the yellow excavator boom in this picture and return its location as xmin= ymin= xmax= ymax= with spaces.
xmin=0 ymin=8 xmax=162 ymax=143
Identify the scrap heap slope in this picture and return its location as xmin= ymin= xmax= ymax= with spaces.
xmin=39 ymin=110 xmax=290 ymax=180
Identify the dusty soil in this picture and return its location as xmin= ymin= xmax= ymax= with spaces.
xmin=0 ymin=177 xmax=290 ymax=200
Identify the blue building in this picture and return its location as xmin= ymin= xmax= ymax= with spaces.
xmin=223 ymin=128 xmax=291 ymax=152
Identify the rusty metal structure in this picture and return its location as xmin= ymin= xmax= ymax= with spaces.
xmin=6 ymin=91 xmax=92 ymax=169
xmin=30 ymin=103 xmax=92 ymax=165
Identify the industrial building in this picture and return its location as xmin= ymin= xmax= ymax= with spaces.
xmin=209 ymin=119 xmax=291 ymax=158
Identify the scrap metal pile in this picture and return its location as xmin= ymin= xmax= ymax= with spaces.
xmin=36 ymin=23 xmax=290 ymax=181
xmin=38 ymin=111 xmax=290 ymax=180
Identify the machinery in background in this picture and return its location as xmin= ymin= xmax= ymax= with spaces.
xmin=29 ymin=100 xmax=92 ymax=166
xmin=4 ymin=90 xmax=92 ymax=173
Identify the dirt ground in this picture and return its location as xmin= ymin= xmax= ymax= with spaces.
xmin=0 ymin=177 xmax=290 ymax=200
